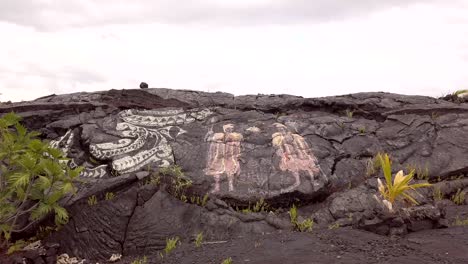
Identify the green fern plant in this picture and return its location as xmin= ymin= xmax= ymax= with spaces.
xmin=0 ymin=112 xmax=82 ymax=246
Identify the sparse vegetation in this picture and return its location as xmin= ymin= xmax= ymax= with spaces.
xmin=453 ymin=216 xmax=468 ymax=226
xmin=7 ymin=239 xmax=26 ymax=254
xmin=366 ymin=153 xmax=383 ymax=177
xmin=238 ymin=198 xmax=270 ymax=214
xmin=289 ymin=205 xmax=314 ymax=232
xmin=451 ymin=189 xmax=465 ymax=205
xmin=405 ymin=163 xmax=429 ymax=181
xmin=105 ymin=192 xmax=115 ymax=201
xmin=0 ymin=112 xmax=82 ymax=246
xmin=221 ymin=257 xmax=233 ymax=264
xmin=297 ymin=218 xmax=314 ymax=232
xmin=328 ymin=222 xmax=341 ymax=230
xmin=194 ymin=232 xmax=203 ymax=248
xmin=190 ymin=194 xmax=209 ymax=207
xmin=34 ymin=225 xmax=56 ymax=241
xmin=144 ymin=174 xmax=161 ymax=186
xmin=252 ymin=198 xmax=269 ymax=212
xmin=376 ymin=153 xmax=432 ymax=208
xmin=161 ymin=236 xmax=180 ymax=258
xmin=159 ymin=165 xmax=193 ymax=201
xmin=358 ymin=127 xmax=366 ymax=134
xmin=433 ymin=187 xmax=444 ymax=201
xmin=87 ymin=195 xmax=98 ymax=206
xmin=345 ymin=109 xmax=354 ymax=118
xmin=131 ymin=256 xmax=148 ymax=264
xmin=336 ymin=121 xmax=345 ymax=130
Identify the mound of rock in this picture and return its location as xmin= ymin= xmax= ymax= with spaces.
xmin=1 ymin=89 xmax=467 ymax=262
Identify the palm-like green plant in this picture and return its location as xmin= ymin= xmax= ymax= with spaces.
xmin=453 ymin=89 xmax=468 ymax=96
xmin=376 ymin=153 xmax=431 ymax=209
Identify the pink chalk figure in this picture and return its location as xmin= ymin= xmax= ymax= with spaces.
xmin=272 ymin=123 xmax=320 ymax=190
xmin=204 ymin=124 xmax=243 ymax=192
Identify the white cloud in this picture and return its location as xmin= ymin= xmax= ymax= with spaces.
xmin=0 ymin=1 xmax=467 ymax=102
xmin=0 ymin=0 xmax=440 ymax=30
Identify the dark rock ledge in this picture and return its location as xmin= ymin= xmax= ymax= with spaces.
xmin=1 ymin=88 xmax=467 ymax=263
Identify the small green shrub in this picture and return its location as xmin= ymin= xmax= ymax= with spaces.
xmin=105 ymin=192 xmax=115 ymax=201
xmin=358 ymin=127 xmax=366 ymax=134
xmin=238 ymin=198 xmax=269 ymax=214
xmin=87 ymin=195 xmax=97 ymax=206
xmin=241 ymin=207 xmax=252 ymax=214
xmin=7 ymin=239 xmax=26 ymax=254
xmin=162 ymin=236 xmax=180 ymax=257
xmin=366 ymin=153 xmax=383 ymax=177
xmin=289 ymin=205 xmax=314 ymax=232
xmin=433 ymin=187 xmax=444 ymax=201
xmin=328 ymin=222 xmax=341 ymax=230
xmin=149 ymin=174 xmax=161 ymax=186
xmin=453 ymin=216 xmax=468 ymax=226
xmin=159 ymin=165 xmax=193 ymax=201
xmin=189 ymin=194 xmax=209 ymax=207
xmin=451 ymin=189 xmax=465 ymax=205
xmin=289 ymin=204 xmax=298 ymax=223
xmin=405 ymin=163 xmax=429 ymax=181
xmin=453 ymin=89 xmax=468 ymax=96
xmin=252 ymin=198 xmax=269 ymax=212
xmin=221 ymin=257 xmax=233 ymax=264
xmin=297 ymin=218 xmax=314 ymax=232
xmin=345 ymin=109 xmax=354 ymax=118
xmin=0 ymin=113 xmax=81 ymax=246
xmin=200 ymin=194 xmax=209 ymax=206
xmin=194 ymin=232 xmax=203 ymax=248
xmin=131 ymin=256 xmax=148 ymax=264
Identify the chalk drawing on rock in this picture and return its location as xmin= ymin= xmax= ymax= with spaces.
xmin=272 ymin=123 xmax=321 ymax=193
xmin=246 ymin=126 xmax=261 ymax=133
xmin=89 ymin=108 xmax=212 ymax=175
xmin=50 ymin=130 xmax=109 ymax=178
xmin=50 ymin=129 xmax=74 ymax=156
xmin=204 ymin=124 xmax=243 ymax=193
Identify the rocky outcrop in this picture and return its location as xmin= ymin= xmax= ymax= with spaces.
xmin=1 ymin=89 xmax=467 ymax=262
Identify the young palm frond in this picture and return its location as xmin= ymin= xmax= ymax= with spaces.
xmin=377 ymin=153 xmax=432 ymax=207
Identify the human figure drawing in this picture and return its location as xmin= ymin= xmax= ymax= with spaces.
xmin=204 ymin=124 xmax=243 ymax=192
xmin=271 ymin=123 xmax=320 ymax=190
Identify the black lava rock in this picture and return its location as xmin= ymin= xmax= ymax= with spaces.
xmin=139 ymin=82 xmax=149 ymax=89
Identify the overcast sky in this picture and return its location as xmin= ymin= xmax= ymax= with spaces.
xmin=1 ymin=0 xmax=467 ymax=102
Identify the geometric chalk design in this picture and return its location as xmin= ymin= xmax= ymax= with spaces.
xmin=89 ymin=108 xmax=212 ymax=175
